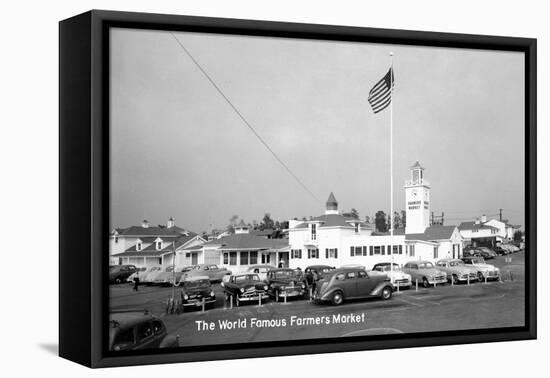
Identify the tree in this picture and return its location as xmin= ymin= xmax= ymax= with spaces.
xmin=400 ymin=210 xmax=406 ymax=228
xmin=343 ymin=208 xmax=360 ymax=219
xmin=513 ymin=230 xmax=524 ymax=242
xmin=365 ymin=215 xmax=371 ymax=224
xmin=274 ymin=220 xmax=281 ymax=229
xmin=261 ymin=213 xmax=275 ymax=230
xmin=393 ymin=211 xmax=401 ymax=230
xmin=374 ymin=211 xmax=388 ymax=233
xmin=227 ymin=214 xmax=239 ymax=234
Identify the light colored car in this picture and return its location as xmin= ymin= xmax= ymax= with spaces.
xmin=435 ymin=259 xmax=478 ymax=284
xmin=142 ymin=266 xmax=172 ymax=284
xmin=370 ymin=262 xmax=412 ymax=289
xmin=403 ymin=261 xmax=447 ymax=288
xmin=461 ymin=256 xmax=500 ymax=281
xmin=153 ymin=266 xmax=195 ymax=286
xmin=126 ymin=266 xmax=148 ymax=283
xmin=246 ymin=264 xmax=276 ymax=281
xmin=182 ymin=264 xmax=231 ymax=283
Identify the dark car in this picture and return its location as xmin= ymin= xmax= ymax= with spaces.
xmin=313 ymin=267 xmax=394 ymax=306
xmin=180 ymin=276 xmax=216 ymax=310
xmin=109 ymin=310 xmax=179 ymax=351
xmin=304 ymin=265 xmax=336 ymax=288
xmin=221 ymin=273 xmax=269 ymax=306
xmin=109 ymin=264 xmax=137 ymax=284
xmin=266 ymin=268 xmax=307 ymax=301
xmin=476 ymin=247 xmax=497 ymax=259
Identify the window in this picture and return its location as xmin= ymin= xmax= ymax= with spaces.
xmin=381 ymin=245 xmax=385 ymax=255
xmin=240 ymin=251 xmax=249 ymax=265
xmin=358 ymin=270 xmax=367 ymax=278
xmin=326 ymin=248 xmax=338 ymax=258
xmin=114 ymin=236 xmax=118 ymax=243
xmin=229 ymin=252 xmax=237 ymax=265
xmin=354 ymin=223 xmax=360 ymax=233
xmin=291 ymin=249 xmax=302 ymax=259
xmin=250 ymin=251 xmax=258 ymax=264
xmin=399 ymin=245 xmax=403 ymax=254
xmin=350 ymin=246 xmax=354 ymax=257
xmin=410 ymin=245 xmax=415 ymax=257
xmin=158 ymin=258 xmax=162 ymax=265
xmin=335 ymin=273 xmax=345 ymax=281
xmin=363 ymin=246 xmax=367 ymax=256
xmin=136 ymin=322 xmax=153 ymax=343
xmin=374 ymin=246 xmax=381 ymax=255
xmin=393 ymin=246 xmax=399 ymax=255
xmin=308 ymin=249 xmax=319 ymax=259
xmin=156 ymin=241 xmax=162 ymax=250
xmin=136 ymin=242 xmax=142 ymax=251
xmin=223 ymin=253 xmax=229 ymax=265
xmin=346 ymin=271 xmax=357 ymax=279
xmin=311 ymin=224 xmax=317 ymax=240
xmin=369 ymin=246 xmax=374 ymax=256
xmin=152 ymin=320 xmax=164 ymax=335
xmin=433 ymin=246 xmax=439 ymax=259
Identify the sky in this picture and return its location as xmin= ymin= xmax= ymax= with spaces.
xmin=110 ymin=28 xmax=525 ymax=233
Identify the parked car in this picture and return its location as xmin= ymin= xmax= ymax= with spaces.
xmin=184 ymin=264 xmax=231 ymax=283
xmin=476 ymin=247 xmax=497 ymax=259
xmin=180 ymin=276 xmax=216 ymax=310
xmin=370 ymin=262 xmax=412 ymax=289
xmin=246 ymin=264 xmax=276 ymax=281
xmin=435 ymin=259 xmax=478 ymax=284
xmin=154 ymin=266 xmax=195 ymax=286
xmin=142 ymin=266 xmax=173 ymax=285
xmin=109 ymin=310 xmax=179 ymax=351
xmin=493 ymin=245 xmax=510 ymax=256
xmin=126 ymin=266 xmax=153 ymax=283
xmin=221 ymin=273 xmax=269 ymax=306
xmin=109 ymin=265 xmax=137 ymax=284
xmin=461 ymin=256 xmax=500 ymax=281
xmin=304 ymin=265 xmax=336 ymax=288
xmin=312 ymin=267 xmax=393 ymax=305
xmin=265 ymin=268 xmax=307 ymax=301
xmin=402 ymin=261 xmax=447 ymax=288
xmin=340 ymin=264 xmax=366 ymax=270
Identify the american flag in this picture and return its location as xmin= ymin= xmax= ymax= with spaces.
xmin=368 ymin=67 xmax=394 ymax=114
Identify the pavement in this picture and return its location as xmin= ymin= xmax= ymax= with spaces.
xmin=110 ymin=251 xmax=526 ymax=347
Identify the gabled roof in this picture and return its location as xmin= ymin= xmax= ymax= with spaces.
xmin=114 ymin=225 xmax=194 ymax=237
xmin=159 ymin=235 xmax=203 ymax=252
xmin=202 ymin=233 xmax=289 ymax=250
xmin=236 ymin=219 xmax=248 ymax=227
xmin=406 ymin=225 xmax=458 ymax=241
xmin=292 ymin=214 xmax=366 ymax=229
xmin=458 ymin=221 xmax=498 ymax=231
xmin=410 ymin=161 xmax=424 ymax=169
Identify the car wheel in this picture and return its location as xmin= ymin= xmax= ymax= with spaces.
xmin=452 ymin=274 xmax=458 ymax=285
xmin=422 ymin=277 xmax=429 ymax=288
xmin=477 ymin=272 xmax=484 ymax=282
xmin=115 ymin=278 xmax=121 ymax=284
xmin=380 ymin=286 xmax=392 ymax=300
xmin=331 ymin=291 xmax=344 ymax=306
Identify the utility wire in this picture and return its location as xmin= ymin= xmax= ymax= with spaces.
xmin=170 ymin=32 xmax=322 ymax=204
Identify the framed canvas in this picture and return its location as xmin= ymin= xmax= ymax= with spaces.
xmin=59 ymin=10 xmax=536 ymax=368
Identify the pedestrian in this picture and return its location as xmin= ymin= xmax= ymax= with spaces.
xmin=133 ymin=271 xmax=140 ymax=291
xmin=278 ymin=259 xmax=285 ymax=268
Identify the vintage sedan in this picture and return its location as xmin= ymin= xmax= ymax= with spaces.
xmin=477 ymin=247 xmax=497 ymax=259
xmin=313 ymin=267 xmax=394 ymax=305
xmin=461 ymin=256 xmax=500 ymax=281
xmin=435 ymin=259 xmax=478 ymax=284
xmin=109 ymin=265 xmax=137 ymax=284
xmin=180 ymin=276 xmax=216 ymax=310
xmin=402 ymin=261 xmax=447 ymax=288
xmin=184 ymin=264 xmax=231 ymax=283
xmin=265 ymin=268 xmax=307 ymax=301
xmin=153 ymin=266 xmax=195 ymax=286
xmin=221 ymin=273 xmax=269 ymax=306
xmin=142 ymin=266 xmax=173 ymax=285
xmin=370 ymin=262 xmax=412 ymax=289
xmin=109 ymin=310 xmax=179 ymax=351
xmin=304 ymin=265 xmax=336 ymax=288
xmin=127 ymin=266 xmax=158 ymax=283
xmin=246 ymin=264 xmax=276 ymax=281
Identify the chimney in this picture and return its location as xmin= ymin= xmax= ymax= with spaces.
xmin=167 ymin=217 xmax=175 ymax=228
xmin=474 ymin=218 xmax=480 ymax=225
xmin=141 ymin=219 xmax=149 ymax=228
xmin=481 ymin=214 xmax=487 ymax=223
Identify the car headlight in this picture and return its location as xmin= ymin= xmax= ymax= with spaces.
xmin=210 ymin=291 xmax=215 ymax=297
xmin=301 ymin=283 xmax=306 ymax=289
xmin=183 ymin=294 xmax=189 ymax=300
xmin=263 ymin=285 xmax=268 ymax=290
xmin=240 ymin=288 xmax=244 ymax=293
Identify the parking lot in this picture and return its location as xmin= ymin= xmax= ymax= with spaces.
xmin=110 ymin=252 xmax=526 ymax=346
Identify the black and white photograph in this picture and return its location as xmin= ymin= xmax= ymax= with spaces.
xmin=107 ymin=26 xmax=527 ymax=351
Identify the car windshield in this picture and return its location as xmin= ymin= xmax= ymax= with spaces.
xmin=184 ymin=279 xmax=209 ymax=288
xmin=419 ymin=262 xmax=434 ymax=269
xmin=375 ymin=264 xmax=400 ymax=272
xmin=321 ymin=267 xmax=334 ymax=273
xmin=472 ymin=258 xmax=485 ymax=264
xmin=450 ymin=261 xmax=464 ymax=267
xmin=274 ymin=271 xmax=295 ymax=279
xmin=235 ymin=274 xmax=259 ymax=282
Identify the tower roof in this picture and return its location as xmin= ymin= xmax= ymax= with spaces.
xmin=237 ymin=219 xmax=247 ymax=227
xmin=326 ymin=192 xmax=338 ymax=205
xmin=410 ymin=161 xmax=425 ymax=170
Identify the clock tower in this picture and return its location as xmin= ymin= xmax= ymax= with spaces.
xmin=404 ymin=161 xmax=431 ymax=234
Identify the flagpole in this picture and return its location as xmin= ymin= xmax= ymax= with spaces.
xmin=390 ymin=52 xmax=394 ymax=278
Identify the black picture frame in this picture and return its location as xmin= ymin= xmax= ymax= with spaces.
xmin=59 ymin=9 xmax=537 ymax=368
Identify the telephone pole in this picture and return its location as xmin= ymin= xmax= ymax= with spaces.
xmin=499 ymin=208 xmax=503 ymax=222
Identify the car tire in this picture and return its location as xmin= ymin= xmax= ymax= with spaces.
xmin=477 ymin=272 xmax=484 ymax=282
xmin=422 ymin=277 xmax=429 ymax=288
xmin=380 ymin=286 xmax=392 ymax=300
xmin=115 ymin=278 xmax=121 ymax=284
xmin=331 ymin=291 xmax=344 ymax=306
xmin=451 ymin=274 xmax=458 ymax=285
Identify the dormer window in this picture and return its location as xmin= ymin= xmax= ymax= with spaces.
xmin=136 ymin=240 xmax=142 ymax=251
xmin=114 ymin=236 xmax=118 ymax=243
xmin=156 ymin=241 xmax=162 ymax=250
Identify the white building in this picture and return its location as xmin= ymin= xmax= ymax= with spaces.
xmin=459 ymin=215 xmax=521 ymax=246
xmin=287 ymin=162 xmax=464 ymax=270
